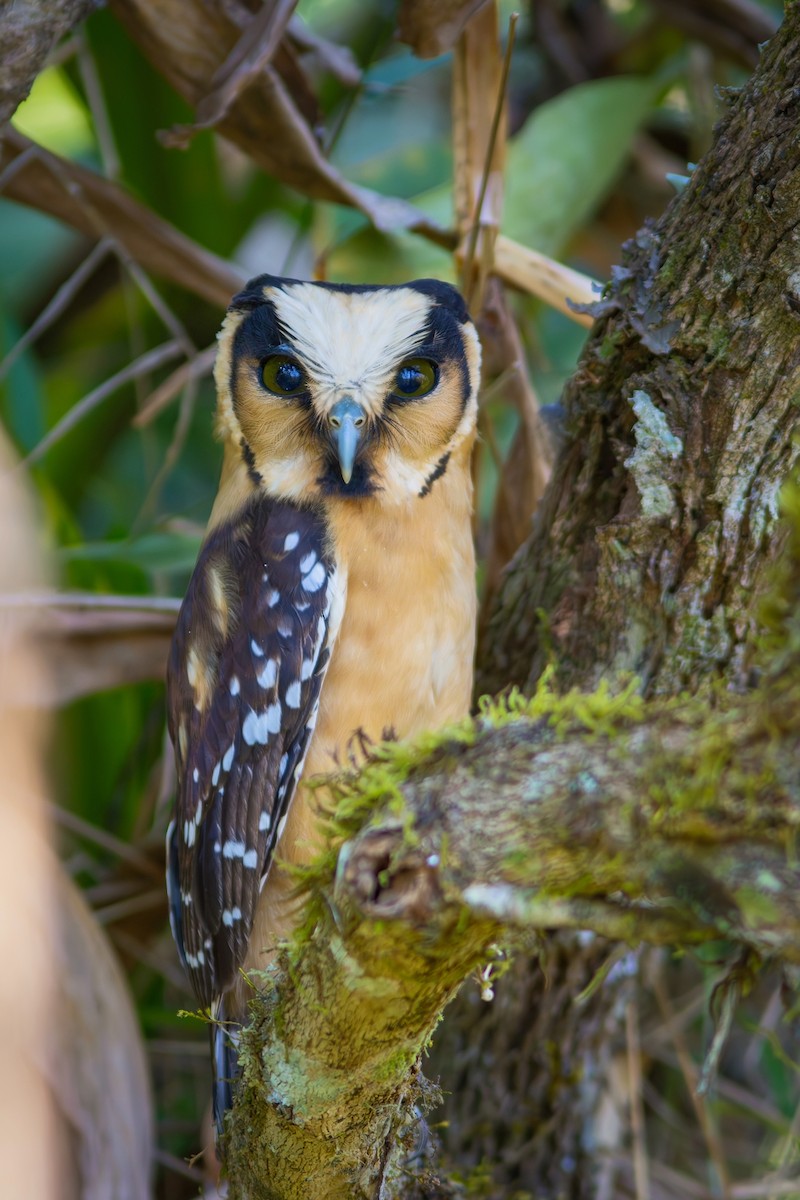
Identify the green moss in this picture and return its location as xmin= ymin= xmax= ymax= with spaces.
xmin=477 ymin=667 xmax=645 ymax=737
xmin=284 ymin=670 xmax=651 ymax=960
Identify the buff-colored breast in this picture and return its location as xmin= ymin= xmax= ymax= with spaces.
xmin=244 ymin=446 xmax=476 ymax=967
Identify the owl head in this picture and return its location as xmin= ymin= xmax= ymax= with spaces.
xmin=212 ymin=275 xmax=481 ymax=505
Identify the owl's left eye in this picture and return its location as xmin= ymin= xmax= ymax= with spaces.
xmin=261 ymin=355 xmax=306 ymax=396
xmin=392 ymin=359 xmax=438 ymax=400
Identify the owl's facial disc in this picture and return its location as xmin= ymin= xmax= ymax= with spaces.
xmin=217 ymin=275 xmax=481 ymax=505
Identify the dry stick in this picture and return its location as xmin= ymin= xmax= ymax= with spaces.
xmin=649 ymin=1159 xmax=716 ymax=1199
xmin=38 ymin=125 xmax=195 ymax=364
xmin=123 ymin=249 xmax=196 ymax=355
xmin=133 ymin=343 xmax=216 ymax=427
xmin=133 ymin=372 xmax=200 ymax=529
xmin=652 ymin=969 xmax=732 ymax=1199
xmin=164 ymin=0 xmax=298 ymax=145
xmin=93 ymin=886 xmax=167 ymax=925
xmin=152 ymin=1149 xmax=206 ymax=1186
xmin=733 ymin=1184 xmax=800 ymax=1199
xmin=79 ymin=34 xmax=199 ymax=451
xmin=51 ymin=804 xmax=163 ymax=879
xmin=764 ymin=1099 xmax=800 ymax=1200
xmin=111 ymin=928 xmax=188 ymax=992
xmin=76 ymin=28 xmax=121 ymax=181
xmin=1 ymin=589 xmax=182 ymax=614
xmin=22 ymin=338 xmax=183 ymax=467
xmin=476 ymin=391 xmax=520 ymax=541
xmin=9 ymin=142 xmax=194 ymax=463
xmin=462 ymin=11 xmax=519 ymax=310
xmin=0 ymin=238 xmax=113 ymax=380
xmin=627 ymin=997 xmax=651 ymax=1200
xmin=0 ymin=143 xmax=37 ymax=192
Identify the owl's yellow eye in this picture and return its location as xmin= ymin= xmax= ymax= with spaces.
xmin=393 ymin=358 xmax=438 ymax=399
xmin=261 ymin=355 xmax=306 ymax=396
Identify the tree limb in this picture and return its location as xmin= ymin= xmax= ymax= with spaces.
xmin=224 ymin=654 xmax=800 ymax=1198
xmin=0 ymin=0 xmax=100 ymax=132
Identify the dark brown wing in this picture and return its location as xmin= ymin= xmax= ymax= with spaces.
xmin=166 ymin=496 xmax=336 ymax=1007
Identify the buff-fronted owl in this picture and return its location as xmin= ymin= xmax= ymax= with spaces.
xmin=166 ymin=275 xmax=480 ymax=1126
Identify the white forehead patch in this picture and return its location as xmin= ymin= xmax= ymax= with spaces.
xmin=267 ymin=283 xmax=434 ymax=416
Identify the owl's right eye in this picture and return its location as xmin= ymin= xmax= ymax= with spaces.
xmin=261 ymin=356 xmax=306 ymax=396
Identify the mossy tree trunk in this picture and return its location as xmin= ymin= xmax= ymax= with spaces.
xmin=431 ymin=13 xmax=800 ymax=1197
xmin=223 ymin=11 xmax=800 ymax=1200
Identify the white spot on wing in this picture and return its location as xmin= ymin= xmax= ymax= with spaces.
xmin=222 ymin=742 xmax=235 ymax=772
xmin=257 ymin=658 xmax=278 ymax=689
xmin=266 ymin=702 xmax=282 ymax=734
xmin=276 ymin=814 xmax=288 ymax=842
xmin=300 ymin=551 xmax=317 ymax=574
xmin=259 ymin=810 xmax=271 ymax=831
xmin=284 ymin=532 xmax=300 ymax=552
xmin=222 ymin=907 xmax=242 ymax=926
xmin=211 ymin=761 xmax=221 ymax=787
xmin=223 ymin=840 xmax=246 ymax=858
xmin=301 ymin=657 xmax=314 ymax=680
xmin=192 ymin=767 xmax=199 ymax=783
xmin=229 ymin=675 xmax=240 ymax=696
xmin=251 ymin=638 xmax=265 ymax=657
xmin=302 ymin=561 xmax=326 ymax=593
xmin=285 ymin=680 xmax=301 ymax=708
xmin=267 ymin=589 xmax=280 ymax=607
xmin=243 ymin=849 xmax=258 ymax=868
xmin=242 ymin=709 xmax=269 ymax=745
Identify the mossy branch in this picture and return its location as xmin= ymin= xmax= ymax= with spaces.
xmin=223 ymin=633 xmax=800 ymax=1198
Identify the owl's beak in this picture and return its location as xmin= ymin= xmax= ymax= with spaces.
xmin=328 ymin=397 xmax=366 ymax=485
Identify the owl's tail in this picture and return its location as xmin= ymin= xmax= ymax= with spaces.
xmin=210 ymin=996 xmax=241 ymax=1141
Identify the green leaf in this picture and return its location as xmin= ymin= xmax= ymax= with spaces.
xmin=12 ymin=66 xmax=96 ymax=158
xmin=60 ymin=530 xmax=202 ymax=576
xmin=504 ymin=76 xmax=660 ymax=257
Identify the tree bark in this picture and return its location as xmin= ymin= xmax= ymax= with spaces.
xmin=219 ymin=11 xmax=800 ymax=1199
xmin=478 ymin=12 xmax=800 ymax=700
xmin=0 ymin=0 xmax=100 ymax=133
xmin=433 ymin=13 xmax=800 ymax=1196
xmin=224 ymin=631 xmax=800 ymax=1198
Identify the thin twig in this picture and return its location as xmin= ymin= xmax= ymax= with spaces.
xmin=22 ymin=339 xmax=183 ymax=467
xmin=93 ymin=887 xmax=166 ymax=925
xmin=462 ymin=11 xmax=518 ymax=309
xmin=652 ymin=968 xmax=732 ymax=1198
xmin=627 ymin=998 xmax=651 ymax=1200
xmin=50 ymin=805 xmax=163 ymax=879
xmin=152 ymin=1148 xmax=206 ymax=1185
xmin=0 ymin=239 xmax=113 ymax=381
xmin=121 ymin=249 xmax=196 ymax=358
xmin=133 ymin=343 xmax=216 ymax=427
xmin=76 ymin=29 xmax=121 ymax=180
xmin=111 ymin=929 xmax=187 ymax=991
xmin=0 ymin=143 xmax=37 ymax=192
xmin=134 ymin=372 xmax=199 ymax=530
xmin=0 ymin=590 xmax=181 ymax=613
